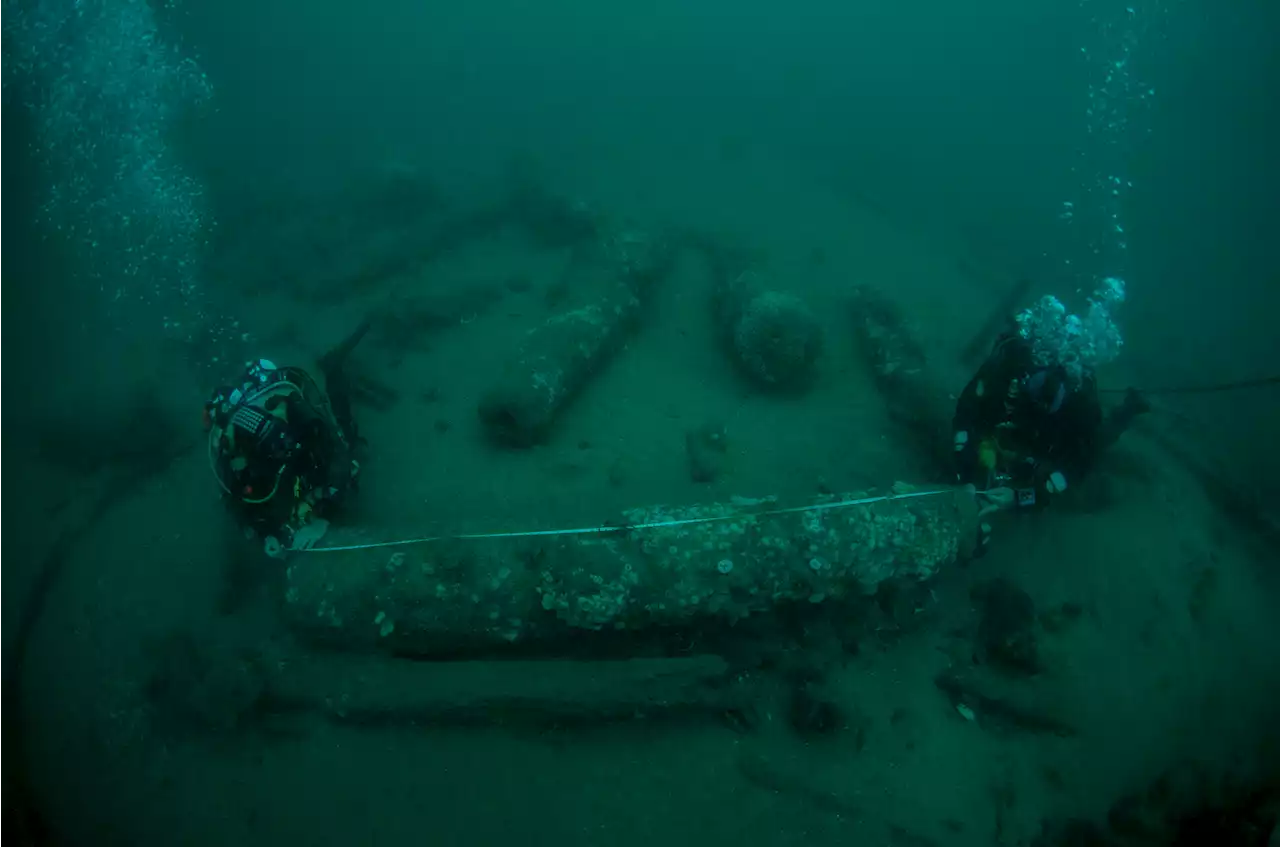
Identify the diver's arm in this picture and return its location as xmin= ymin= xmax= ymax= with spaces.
xmin=952 ymin=374 xmax=988 ymax=483
xmin=1032 ymin=393 xmax=1105 ymax=500
xmin=253 ymin=419 xmax=320 ymax=556
xmin=952 ymin=348 xmax=1017 ymax=483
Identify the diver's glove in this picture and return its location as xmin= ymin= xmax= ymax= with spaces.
xmin=263 ymin=518 xmax=329 ymax=557
xmin=1044 ymin=470 xmax=1069 ymax=495
xmin=960 ymin=485 xmax=1003 ymax=557
xmin=290 ymin=518 xmax=330 ymax=551
xmin=977 ymin=486 xmax=1017 ymax=517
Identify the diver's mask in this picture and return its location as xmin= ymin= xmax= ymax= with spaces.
xmin=244 ymin=358 xmax=279 ymax=385
xmin=1021 ymin=366 xmax=1068 ymax=415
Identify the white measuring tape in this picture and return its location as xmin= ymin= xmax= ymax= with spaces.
xmin=304 ymin=487 xmax=957 ymax=554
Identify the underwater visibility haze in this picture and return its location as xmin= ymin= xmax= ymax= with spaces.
xmin=3 ymin=0 xmax=1279 ymax=844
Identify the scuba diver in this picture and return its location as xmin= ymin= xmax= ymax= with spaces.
xmin=953 ymin=278 xmax=1149 ymax=511
xmin=205 ymin=322 xmax=369 ymax=557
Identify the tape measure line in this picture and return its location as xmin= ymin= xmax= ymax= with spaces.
xmin=305 ymin=487 xmax=956 ymax=554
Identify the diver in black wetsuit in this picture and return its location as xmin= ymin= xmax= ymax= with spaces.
xmin=205 ymin=322 xmax=369 ymax=557
xmin=952 ymin=331 xmax=1149 ymax=510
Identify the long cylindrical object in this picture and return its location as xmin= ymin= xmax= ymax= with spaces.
xmin=283 ymin=487 xmax=980 ymax=657
xmin=266 ymin=654 xmax=739 ymax=727
xmin=477 ymin=229 xmax=670 ymax=446
xmin=477 ymin=274 xmax=640 ymax=446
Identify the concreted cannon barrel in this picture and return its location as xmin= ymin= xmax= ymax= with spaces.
xmin=283 ymin=486 xmax=981 ymax=657
xmin=477 ymin=227 xmax=672 ymax=446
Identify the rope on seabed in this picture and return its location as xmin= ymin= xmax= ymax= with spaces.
xmin=304 ymin=487 xmax=959 ymax=554
xmin=1100 ymin=374 xmax=1280 ymax=396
